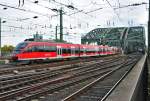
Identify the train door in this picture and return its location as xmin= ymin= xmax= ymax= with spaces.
xmin=57 ymin=46 xmax=62 ymax=58
xmin=101 ymin=47 xmax=104 ymax=55
xmin=83 ymin=47 xmax=86 ymax=56
xmin=95 ymin=47 xmax=99 ymax=55
xmin=71 ymin=47 xmax=75 ymax=56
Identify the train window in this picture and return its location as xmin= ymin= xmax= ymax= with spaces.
xmin=99 ymin=48 xmax=102 ymax=52
xmin=15 ymin=42 xmax=28 ymax=50
xmin=37 ymin=46 xmax=44 ymax=52
xmin=44 ymin=46 xmax=56 ymax=52
xmin=75 ymin=48 xmax=79 ymax=53
xmin=32 ymin=46 xmax=38 ymax=52
xmin=103 ymin=48 xmax=105 ymax=52
xmin=25 ymin=46 xmax=38 ymax=52
xmin=13 ymin=50 xmax=21 ymax=54
xmin=62 ymin=48 xmax=67 ymax=53
xmin=86 ymin=48 xmax=89 ymax=53
xmin=62 ymin=48 xmax=64 ymax=53
xmin=87 ymin=48 xmax=94 ymax=53
xmin=26 ymin=47 xmax=33 ymax=52
xmin=68 ymin=48 xmax=71 ymax=54
xmin=44 ymin=46 xmax=49 ymax=52
xmin=80 ymin=49 xmax=84 ymax=53
xmin=50 ymin=46 xmax=56 ymax=52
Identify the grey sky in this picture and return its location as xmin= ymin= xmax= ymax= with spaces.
xmin=0 ymin=0 xmax=148 ymax=46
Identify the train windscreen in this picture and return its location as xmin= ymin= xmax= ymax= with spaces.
xmin=13 ymin=42 xmax=28 ymax=53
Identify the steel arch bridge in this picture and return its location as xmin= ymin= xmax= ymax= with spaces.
xmin=81 ymin=26 xmax=145 ymax=53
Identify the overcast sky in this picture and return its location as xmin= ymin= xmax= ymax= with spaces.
xmin=0 ymin=0 xmax=148 ymax=46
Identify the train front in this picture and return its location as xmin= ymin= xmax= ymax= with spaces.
xmin=11 ymin=42 xmax=28 ymax=61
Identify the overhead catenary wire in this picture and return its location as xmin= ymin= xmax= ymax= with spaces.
xmin=0 ymin=0 xmax=148 ymax=33
xmin=114 ymin=2 xmax=148 ymax=10
xmin=0 ymin=3 xmax=52 ymax=18
xmin=116 ymin=0 xmax=120 ymax=7
xmin=17 ymin=0 xmax=89 ymax=27
xmin=85 ymin=7 xmax=103 ymax=14
xmin=26 ymin=0 xmax=94 ymax=26
xmin=24 ymin=0 xmax=91 ymax=24
xmin=9 ymin=0 xmax=147 ymax=27
xmin=26 ymin=0 xmax=59 ymax=11
xmin=42 ymin=0 xmax=94 ymax=17
xmin=1 ymin=17 xmax=52 ymax=29
xmin=105 ymin=0 xmax=121 ymax=21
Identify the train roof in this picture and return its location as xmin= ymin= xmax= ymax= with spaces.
xmin=17 ymin=41 xmax=113 ymax=49
xmin=23 ymin=41 xmax=100 ymax=46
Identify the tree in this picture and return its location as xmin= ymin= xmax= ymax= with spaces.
xmin=1 ymin=45 xmax=14 ymax=53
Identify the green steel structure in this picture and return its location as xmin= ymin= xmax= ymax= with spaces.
xmin=81 ymin=28 xmax=111 ymax=45
xmin=123 ymin=26 xmax=145 ymax=53
xmin=104 ymin=27 xmax=127 ymax=47
xmin=81 ymin=27 xmax=126 ymax=46
xmin=81 ymin=26 xmax=145 ymax=53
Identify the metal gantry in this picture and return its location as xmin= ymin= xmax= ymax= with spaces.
xmin=81 ymin=27 xmax=126 ymax=47
xmin=81 ymin=28 xmax=111 ymax=45
xmin=104 ymin=27 xmax=126 ymax=47
xmin=82 ymin=26 xmax=145 ymax=53
xmin=124 ymin=26 xmax=145 ymax=53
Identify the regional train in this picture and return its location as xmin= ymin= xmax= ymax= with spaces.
xmin=11 ymin=41 xmax=120 ymax=62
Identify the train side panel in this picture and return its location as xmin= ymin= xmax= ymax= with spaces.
xmin=12 ymin=41 xmax=120 ymax=62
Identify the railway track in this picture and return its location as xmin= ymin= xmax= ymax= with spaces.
xmin=0 ymin=54 xmax=141 ymax=101
xmin=0 ymin=55 xmax=119 ymax=75
xmin=0 ymin=55 xmax=121 ymax=82
xmin=0 ymin=57 xmax=121 ymax=92
xmin=62 ymin=56 xmax=140 ymax=101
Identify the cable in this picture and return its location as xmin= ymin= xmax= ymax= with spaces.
xmin=24 ymin=0 xmax=90 ymax=24
xmin=105 ymin=0 xmax=121 ymax=21
xmin=0 ymin=3 xmax=51 ymax=18
xmin=42 ymin=0 xmax=94 ymax=17
xmin=116 ymin=0 xmax=120 ymax=7
xmin=22 ymin=0 xmax=102 ymax=24
xmin=114 ymin=2 xmax=148 ymax=10
xmin=1 ymin=16 xmax=53 ymax=29
xmin=85 ymin=7 xmax=103 ymax=14
xmin=26 ymin=0 xmax=56 ymax=11
xmin=91 ymin=1 xmax=106 ymax=6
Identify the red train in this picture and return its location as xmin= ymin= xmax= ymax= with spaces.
xmin=11 ymin=41 xmax=120 ymax=62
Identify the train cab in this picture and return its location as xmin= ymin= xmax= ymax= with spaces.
xmin=12 ymin=42 xmax=28 ymax=61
